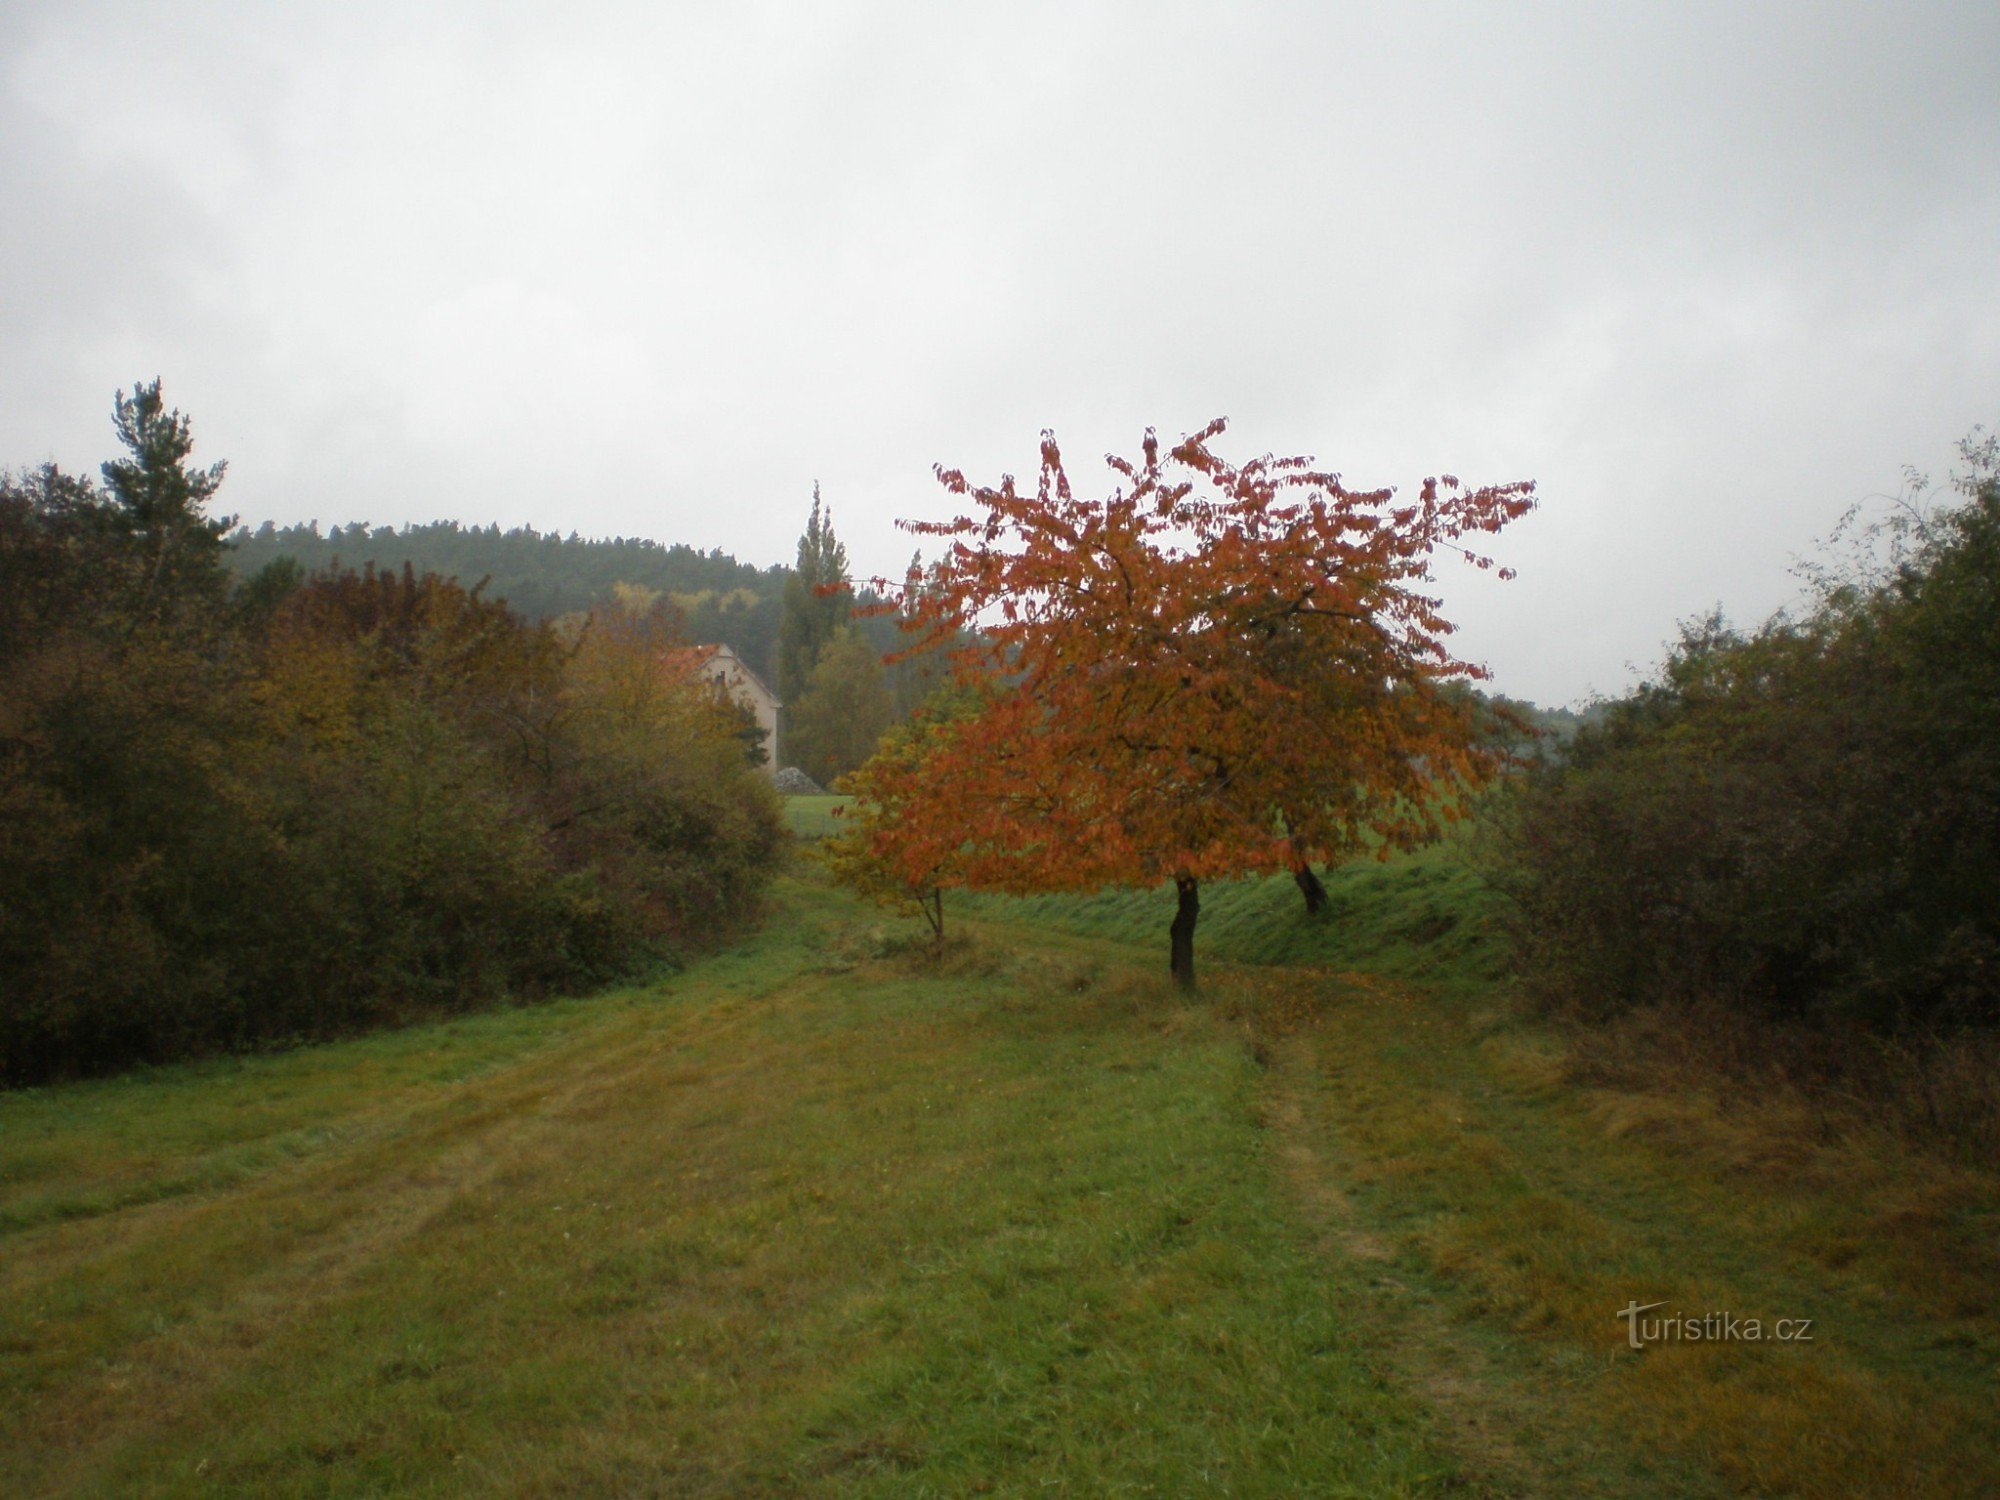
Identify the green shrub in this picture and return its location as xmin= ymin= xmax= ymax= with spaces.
xmin=1 ymin=388 xmax=784 ymax=1084
xmin=1490 ymin=432 xmax=2000 ymax=1032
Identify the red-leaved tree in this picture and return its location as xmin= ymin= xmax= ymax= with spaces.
xmin=844 ymin=418 xmax=1535 ymax=987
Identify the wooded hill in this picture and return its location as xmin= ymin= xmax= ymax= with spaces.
xmin=229 ymin=520 xmax=791 ymax=683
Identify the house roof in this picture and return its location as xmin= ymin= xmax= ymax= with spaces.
xmin=663 ymin=643 xmax=781 ymax=707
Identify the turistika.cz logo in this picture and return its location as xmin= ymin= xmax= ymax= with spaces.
xmin=1616 ymin=1301 xmax=1815 ymax=1350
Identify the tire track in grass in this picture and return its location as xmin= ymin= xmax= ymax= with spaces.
xmin=1260 ymin=1031 xmax=1698 ymax=1499
xmin=1247 ymin=964 xmax=2000 ymax=1499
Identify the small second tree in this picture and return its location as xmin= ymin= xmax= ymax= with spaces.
xmin=816 ymin=694 xmax=982 ymax=949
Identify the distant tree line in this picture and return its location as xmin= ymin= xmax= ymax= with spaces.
xmin=1 ymin=384 xmax=784 ymax=1085
xmin=1491 ymin=430 xmax=2000 ymax=1037
xmin=227 ymin=496 xmax=935 ymax=788
xmin=229 ymin=518 xmax=789 ymax=685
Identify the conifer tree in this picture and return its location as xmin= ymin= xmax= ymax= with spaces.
xmin=101 ymin=379 xmax=233 ymax=620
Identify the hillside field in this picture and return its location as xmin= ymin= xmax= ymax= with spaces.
xmin=4 ymin=858 xmax=1997 ymax=1496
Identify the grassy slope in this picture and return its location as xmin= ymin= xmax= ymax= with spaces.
xmin=2 ymin=879 xmax=1456 ymax=1497
xmin=6 ymin=854 xmax=1997 ymax=1496
xmin=967 ymin=844 xmax=2000 ymax=1496
xmin=959 ymin=837 xmax=1506 ymax=993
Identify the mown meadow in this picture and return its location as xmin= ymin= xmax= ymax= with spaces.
xmin=6 ymin=828 xmax=1995 ymax=1496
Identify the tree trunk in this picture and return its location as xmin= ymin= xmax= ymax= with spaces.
xmin=923 ymin=888 xmax=944 ymax=954
xmin=1292 ymin=858 xmax=1328 ymax=915
xmin=1169 ymin=875 xmax=1200 ymax=990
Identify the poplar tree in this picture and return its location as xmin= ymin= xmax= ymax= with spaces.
xmin=776 ymin=485 xmax=850 ymax=704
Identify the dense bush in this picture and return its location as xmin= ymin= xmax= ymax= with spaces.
xmin=1490 ymin=432 xmax=2000 ymax=1033
xmin=0 ymin=385 xmax=783 ymax=1084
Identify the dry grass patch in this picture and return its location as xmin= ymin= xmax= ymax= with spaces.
xmin=1246 ymin=964 xmax=2000 ymax=1499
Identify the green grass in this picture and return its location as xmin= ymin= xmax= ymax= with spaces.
xmin=961 ymin=855 xmax=2000 ymax=1498
xmin=961 ymin=836 xmax=1506 ymax=994
xmin=6 ymin=862 xmax=1996 ymax=1496
xmin=1 ymin=879 xmax=1455 ymax=1496
xmin=783 ymin=793 xmax=852 ymax=840
xmin=1245 ymin=972 xmax=2000 ymax=1499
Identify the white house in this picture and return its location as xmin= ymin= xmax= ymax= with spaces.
xmin=671 ymin=643 xmax=781 ymax=774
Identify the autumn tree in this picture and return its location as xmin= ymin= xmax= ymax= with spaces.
xmin=859 ymin=419 xmax=1534 ymax=988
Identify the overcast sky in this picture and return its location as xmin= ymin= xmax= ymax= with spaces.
xmin=3 ymin=1 xmax=1995 ymax=705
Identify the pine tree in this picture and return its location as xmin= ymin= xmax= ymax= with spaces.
xmin=100 ymin=379 xmax=233 ymax=620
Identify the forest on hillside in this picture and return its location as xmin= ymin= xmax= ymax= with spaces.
xmin=229 ymin=519 xmax=792 ymax=683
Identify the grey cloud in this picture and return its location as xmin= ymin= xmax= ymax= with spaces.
xmin=2 ymin=0 xmax=1995 ymax=703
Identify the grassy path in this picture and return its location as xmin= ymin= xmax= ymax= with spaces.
xmin=963 ymin=859 xmax=2000 ymax=1498
xmin=966 ymin=857 xmax=2000 ymax=1498
xmin=4 ymin=880 xmax=1451 ymax=1496
xmin=1248 ymin=980 xmax=2000 ymax=1497
xmin=4 ymin=871 xmax=1996 ymax=1495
